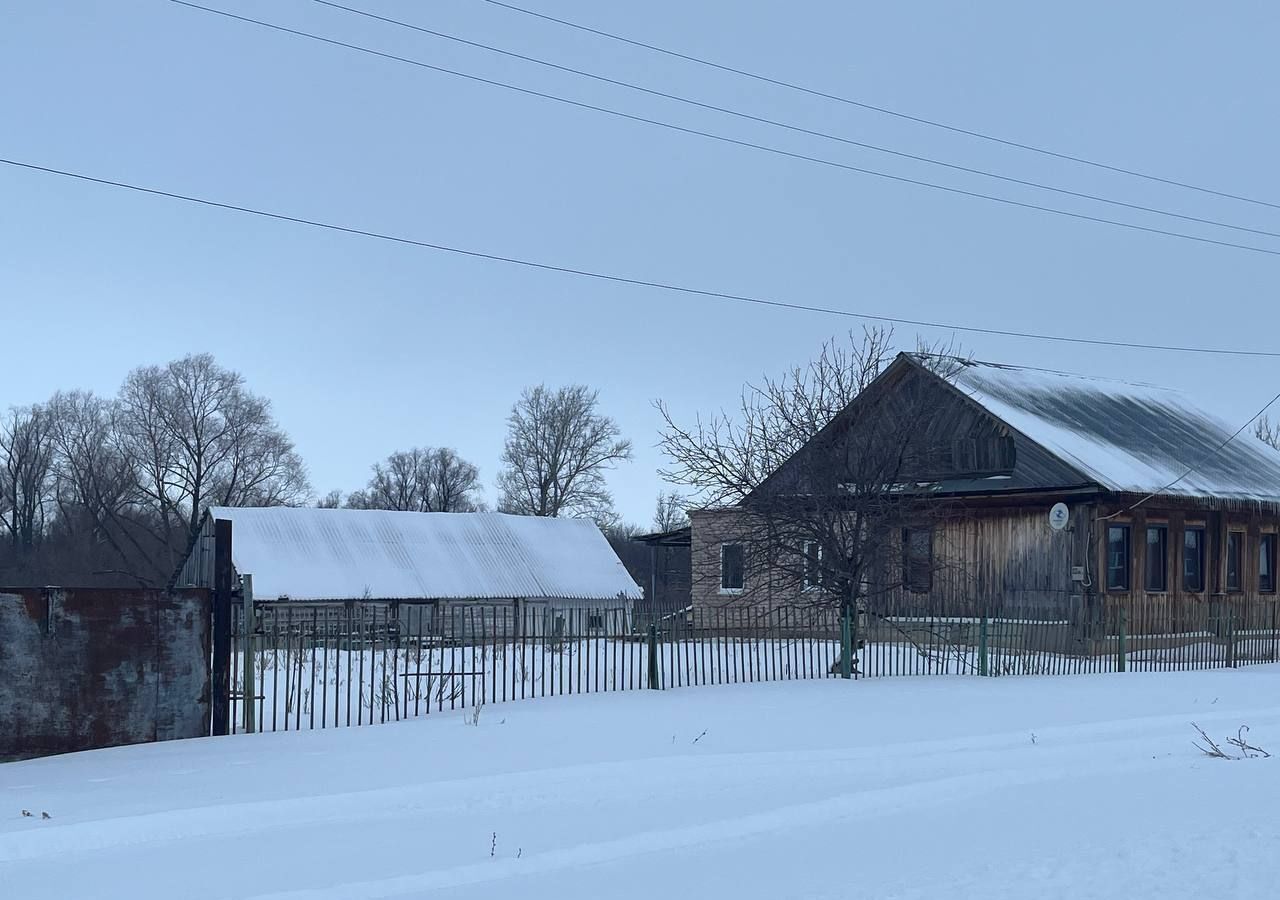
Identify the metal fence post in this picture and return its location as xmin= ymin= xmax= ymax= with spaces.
xmin=1272 ymin=601 xmax=1278 ymax=663
xmin=978 ymin=613 xmax=989 ymax=677
xmin=1116 ymin=606 xmax=1127 ymax=673
xmin=839 ymin=603 xmax=852 ymax=679
xmin=647 ymin=622 xmax=660 ymax=690
xmin=1227 ymin=609 xmax=1237 ymax=668
xmin=211 ymin=518 xmax=233 ymax=736
xmin=240 ymin=574 xmax=255 ymax=734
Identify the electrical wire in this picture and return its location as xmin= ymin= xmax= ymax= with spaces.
xmin=306 ymin=0 xmax=1280 ymax=243
xmin=167 ymin=2 xmax=1280 ymax=260
xmin=479 ymin=0 xmax=1280 ymax=213
xmin=5 ymin=155 xmax=1280 ymax=360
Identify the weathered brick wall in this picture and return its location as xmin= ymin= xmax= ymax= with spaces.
xmin=689 ymin=508 xmax=806 ymax=613
xmin=0 ymin=588 xmax=210 ymax=761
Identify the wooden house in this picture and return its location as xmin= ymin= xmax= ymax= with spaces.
xmin=690 ymin=355 xmax=1280 ymax=638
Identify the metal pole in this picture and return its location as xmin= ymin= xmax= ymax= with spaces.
xmin=839 ymin=601 xmax=852 ymax=679
xmin=978 ymin=613 xmax=989 ymax=677
xmin=647 ymin=623 xmax=660 ymax=690
xmin=240 ymin=574 xmax=255 ymax=734
xmin=1117 ymin=606 xmax=1127 ymax=673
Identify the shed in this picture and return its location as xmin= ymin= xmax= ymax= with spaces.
xmin=179 ymin=507 xmax=642 ymax=633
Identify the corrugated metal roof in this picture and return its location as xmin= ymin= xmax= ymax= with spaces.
xmin=946 ymin=360 xmax=1280 ymax=502
xmin=205 ymin=507 xmax=642 ymax=602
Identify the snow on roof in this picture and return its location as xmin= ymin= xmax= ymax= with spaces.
xmin=207 ymin=507 xmax=642 ymax=602
xmin=947 ymin=360 xmax=1280 ymax=501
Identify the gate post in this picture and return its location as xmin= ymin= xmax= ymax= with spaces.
xmin=211 ymin=518 xmax=234 ymax=736
xmin=240 ymin=573 xmax=255 ymax=734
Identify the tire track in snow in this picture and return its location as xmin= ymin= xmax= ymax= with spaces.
xmin=242 ymin=751 xmax=1212 ymax=899
xmin=5 ymin=704 xmax=1276 ymax=867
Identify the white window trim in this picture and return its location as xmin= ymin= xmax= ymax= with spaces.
xmin=719 ymin=542 xmax=744 ymax=595
xmin=802 ymin=541 xmax=822 ymax=592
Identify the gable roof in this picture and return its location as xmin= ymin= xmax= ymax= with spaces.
xmin=199 ymin=507 xmax=642 ymax=602
xmin=938 ymin=358 xmax=1280 ymax=502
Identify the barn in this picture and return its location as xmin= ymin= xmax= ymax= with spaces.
xmin=178 ymin=507 xmax=642 ymax=635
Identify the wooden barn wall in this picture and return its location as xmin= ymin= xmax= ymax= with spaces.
xmin=874 ymin=504 xmax=1088 ymax=618
xmin=609 ymin=537 xmax=692 ymax=616
xmin=690 ymin=503 xmax=1093 ymax=618
xmin=0 ymin=588 xmax=211 ymax=761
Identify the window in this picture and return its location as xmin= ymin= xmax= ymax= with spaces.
xmin=802 ymin=541 xmax=822 ymax=591
xmin=1183 ymin=527 xmax=1205 ymax=593
xmin=1106 ymin=525 xmax=1130 ymax=591
xmin=720 ymin=542 xmax=744 ymax=593
xmin=587 ymin=613 xmax=604 ymax=630
xmin=1261 ymin=534 xmax=1277 ymax=593
xmin=1227 ymin=531 xmax=1244 ymax=592
xmin=1144 ymin=525 xmax=1168 ymax=592
xmin=902 ymin=527 xmax=933 ymax=593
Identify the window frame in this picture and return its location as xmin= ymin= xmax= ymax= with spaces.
xmin=1144 ymin=524 xmax=1168 ymax=593
xmin=802 ymin=540 xmax=823 ymax=592
xmin=719 ymin=542 xmax=745 ymax=594
xmin=1183 ymin=525 xmax=1206 ymax=593
xmin=1106 ymin=524 xmax=1131 ymax=592
xmin=901 ymin=527 xmax=933 ymax=594
xmin=1226 ymin=530 xmax=1245 ymax=593
xmin=1261 ymin=532 xmax=1277 ymax=594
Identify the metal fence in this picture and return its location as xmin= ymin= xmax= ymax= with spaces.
xmin=228 ymin=600 xmax=841 ymax=734
xmin=858 ymin=592 xmax=1280 ymax=677
xmin=227 ymin=594 xmax=1280 ymax=735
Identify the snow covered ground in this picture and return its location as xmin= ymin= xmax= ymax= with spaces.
xmin=4 ymin=669 xmax=1280 ymax=899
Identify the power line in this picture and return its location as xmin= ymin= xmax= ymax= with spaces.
xmin=480 ymin=0 xmax=1280 ymax=214
xmin=5 ymin=155 xmax=1280 ymax=360
xmin=307 ymin=0 xmax=1280 ymax=244
xmin=168 ymin=2 xmax=1280 ymax=260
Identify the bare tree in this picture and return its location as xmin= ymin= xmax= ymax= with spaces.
xmin=658 ymin=329 xmax=966 ymax=618
xmin=496 ymin=385 xmax=632 ymax=519
xmin=1257 ymin=416 xmax=1280 ymax=452
xmin=114 ymin=353 xmax=310 ymax=583
xmin=653 ymin=490 xmax=690 ymax=532
xmin=0 ymin=405 xmax=55 ymax=551
xmin=656 ymin=328 xmax=896 ymax=508
xmin=658 ymin=329 xmax=964 ymax=507
xmin=346 ymin=447 xmax=482 ymax=512
xmin=316 ymin=489 xmax=344 ymax=509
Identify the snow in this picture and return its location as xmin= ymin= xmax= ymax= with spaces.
xmin=5 ymin=668 xmax=1280 ymax=898
xmin=951 ymin=361 xmax=1280 ymax=501
xmin=199 ymin=508 xmax=642 ymax=602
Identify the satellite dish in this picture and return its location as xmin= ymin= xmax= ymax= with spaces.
xmin=1048 ymin=503 xmax=1070 ymax=531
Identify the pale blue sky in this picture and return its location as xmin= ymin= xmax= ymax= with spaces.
xmin=3 ymin=1 xmax=1278 ymax=525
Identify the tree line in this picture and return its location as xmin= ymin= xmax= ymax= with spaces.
xmin=0 ymin=356 xmax=668 ymax=588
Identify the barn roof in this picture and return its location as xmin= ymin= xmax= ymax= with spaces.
xmin=940 ymin=359 xmax=1280 ymax=502
xmin=202 ymin=507 xmax=642 ymax=602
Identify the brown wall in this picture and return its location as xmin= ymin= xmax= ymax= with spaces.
xmin=690 ymin=501 xmax=1094 ymax=618
xmin=692 ymin=498 xmax=1280 ymax=628
xmin=0 ymin=588 xmax=211 ymax=761
xmin=1095 ymin=503 xmax=1280 ymax=628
